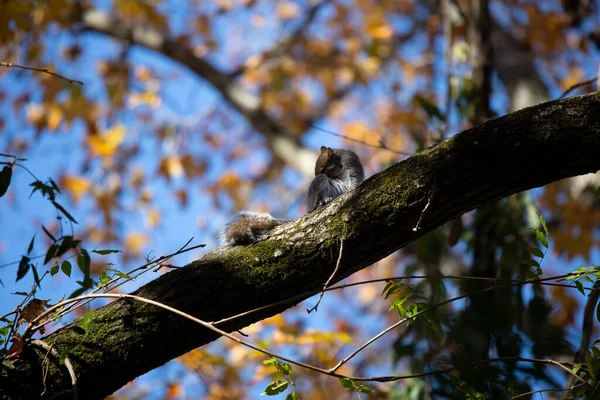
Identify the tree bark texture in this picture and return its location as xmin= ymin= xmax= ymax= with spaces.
xmin=2 ymin=93 xmax=600 ymax=399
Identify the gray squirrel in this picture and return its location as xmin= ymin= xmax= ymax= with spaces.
xmin=221 ymin=146 xmax=364 ymax=245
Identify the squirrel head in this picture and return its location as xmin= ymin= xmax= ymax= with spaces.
xmin=315 ymin=146 xmax=343 ymax=178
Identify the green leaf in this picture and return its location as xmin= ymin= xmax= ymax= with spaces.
xmin=534 ymin=230 xmax=549 ymax=248
xmin=48 ymin=177 xmax=61 ymax=194
xmin=339 ymin=377 xmax=356 ymax=390
xmin=78 ymin=310 xmax=93 ymax=331
xmin=529 ymin=247 xmax=544 ymax=258
xmin=44 ymin=244 xmax=58 ymax=264
xmin=115 ymin=271 xmax=131 ymax=280
xmin=99 ymin=270 xmax=110 ymax=285
xmin=77 ymin=251 xmax=90 ymax=275
xmin=285 ymin=392 xmax=299 ymax=400
xmin=16 ymin=256 xmax=31 ymax=281
xmin=91 ymin=249 xmax=121 ymax=255
xmin=277 ymin=362 xmax=292 ymax=376
xmin=263 ymin=358 xmax=278 ymax=365
xmin=31 ymin=265 xmax=41 ymax=289
xmin=27 ymin=234 xmax=36 ymax=255
xmin=12 ymin=291 xmax=29 ymax=296
xmin=575 ymin=281 xmax=585 ymax=296
xmin=41 ymin=225 xmax=56 ymax=242
xmin=573 ymin=363 xmax=582 ymax=374
xmin=596 ymin=302 xmax=600 ymax=325
xmin=0 ymin=165 xmax=12 ymax=197
xmin=52 ymin=201 xmax=78 ymax=224
xmin=61 ymin=261 xmax=72 ymax=277
xmin=69 ymin=287 xmax=86 ymax=299
xmin=381 ymin=281 xmax=394 ymax=296
xmin=358 ymin=385 xmax=374 ymax=394
xmin=415 ymin=95 xmax=444 ymax=121
xmin=262 ymin=379 xmax=288 ymax=395
xmin=538 ymin=213 xmax=549 ymax=237
xmin=50 ymin=263 xmax=59 ymax=276
xmin=521 ymin=258 xmax=540 ymax=267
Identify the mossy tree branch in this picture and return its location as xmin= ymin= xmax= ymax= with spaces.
xmin=2 ymin=93 xmax=600 ymax=399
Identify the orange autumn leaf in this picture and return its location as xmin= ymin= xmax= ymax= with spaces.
xmin=86 ymin=125 xmax=126 ymax=158
xmin=124 ymin=232 xmax=148 ymax=257
xmin=61 ymin=174 xmax=91 ymax=204
xmin=366 ymin=14 xmax=393 ymax=40
xmin=158 ymin=156 xmax=184 ymax=181
xmin=276 ymin=1 xmax=300 ymax=19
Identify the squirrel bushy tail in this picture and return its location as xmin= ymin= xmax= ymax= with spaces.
xmin=221 ymin=147 xmax=364 ymax=246
xmin=221 ymin=211 xmax=286 ymax=245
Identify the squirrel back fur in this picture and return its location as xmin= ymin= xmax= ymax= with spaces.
xmin=221 ymin=147 xmax=364 ymax=246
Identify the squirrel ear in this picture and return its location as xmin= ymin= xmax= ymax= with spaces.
xmin=320 ymin=146 xmax=327 ymax=154
xmin=326 ymin=147 xmax=334 ymax=157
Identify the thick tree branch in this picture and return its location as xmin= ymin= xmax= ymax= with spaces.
xmin=3 ymin=93 xmax=600 ymax=399
xmin=81 ymin=10 xmax=316 ymax=176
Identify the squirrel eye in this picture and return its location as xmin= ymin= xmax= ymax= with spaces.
xmin=319 ymin=167 xmax=326 ymax=174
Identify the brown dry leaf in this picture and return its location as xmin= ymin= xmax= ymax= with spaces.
xmin=180 ymin=154 xmax=206 ymax=178
xmin=174 ymin=190 xmax=188 ymax=208
xmin=86 ymin=125 xmax=126 ymax=158
xmin=19 ymin=298 xmax=51 ymax=323
xmin=550 ymin=286 xmax=578 ymax=327
xmin=60 ymin=174 xmax=91 ymax=204
xmin=6 ymin=333 xmax=24 ymax=360
xmin=125 ymin=232 xmax=148 ymax=257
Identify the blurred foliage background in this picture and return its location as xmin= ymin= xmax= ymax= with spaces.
xmin=1 ymin=0 xmax=600 ymax=398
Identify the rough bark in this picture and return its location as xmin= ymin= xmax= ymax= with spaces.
xmin=2 ymin=93 xmax=600 ymax=399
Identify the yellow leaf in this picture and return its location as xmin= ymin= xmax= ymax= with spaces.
xmin=61 ymin=175 xmax=91 ymax=204
xmin=129 ymin=90 xmax=161 ymax=108
xmin=47 ymin=105 xmax=62 ymax=131
xmin=146 ymin=208 xmax=161 ymax=228
xmin=125 ymin=232 xmax=148 ymax=257
xmin=86 ymin=125 xmax=126 ymax=158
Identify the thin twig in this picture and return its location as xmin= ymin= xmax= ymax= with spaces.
xmin=32 ymin=339 xmax=78 ymax=400
xmin=327 ymin=273 xmax=573 ymax=373
xmin=23 ymin=293 xmax=585 ymax=387
xmin=310 ymin=124 xmax=412 ymax=156
xmin=26 ymin=293 xmax=334 ymax=378
xmin=32 ymin=242 xmax=205 ymax=334
xmin=307 ymin=239 xmax=344 ymax=313
xmin=559 ymin=77 xmax=597 ymax=99
xmin=210 ymin=273 xmax=576 ymax=327
xmin=0 ymin=62 xmax=83 ymax=85
xmin=513 ymin=382 xmax=587 ymax=399
xmin=413 ymin=186 xmax=434 ymax=232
